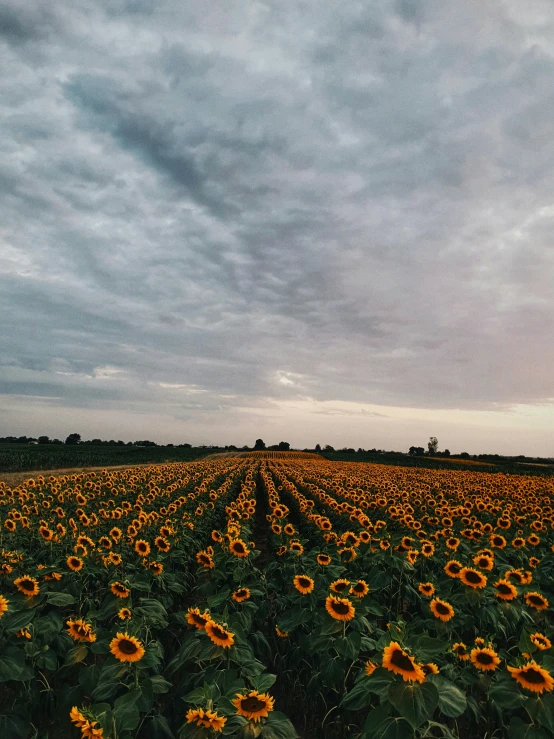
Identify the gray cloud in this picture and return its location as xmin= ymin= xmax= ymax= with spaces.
xmin=2 ymin=0 xmax=554 ymax=450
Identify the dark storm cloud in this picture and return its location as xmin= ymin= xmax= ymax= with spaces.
xmin=2 ymin=0 xmax=554 ymax=446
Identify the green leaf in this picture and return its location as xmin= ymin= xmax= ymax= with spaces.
xmin=114 ymin=688 xmax=141 ymax=733
xmin=535 ymin=694 xmax=554 ymax=734
xmin=0 ymin=647 xmax=25 ymax=682
xmin=428 ymin=674 xmax=467 ymax=718
xmin=508 ymin=717 xmax=551 ymax=739
xmin=1 ymin=608 xmax=36 ymax=633
xmin=46 ymin=592 xmax=76 ymax=606
xmin=207 ymin=588 xmax=231 ymax=608
xmin=488 ymin=677 xmax=526 ymax=710
xmin=146 ymin=714 xmax=175 ymax=739
xmin=411 ymin=636 xmax=447 ymax=660
xmin=261 ymin=711 xmax=299 ymax=739
xmin=221 ymin=715 xmax=248 ymax=735
xmin=0 ymin=714 xmax=28 ymax=739
xmin=277 ymin=606 xmax=305 ymax=633
xmin=92 ymin=680 xmax=120 ymax=701
xmin=249 ymin=673 xmax=277 ymax=692
xmin=341 ymin=678 xmax=373 ymax=710
xmin=149 ymin=674 xmax=172 ymax=694
xmin=362 ymin=706 xmax=411 ymax=739
xmin=37 ymin=647 xmax=57 ymax=671
xmin=365 ymin=667 xmax=395 ymax=697
xmin=64 ymin=644 xmax=88 ymax=666
xmin=387 ymin=680 xmax=439 ymax=729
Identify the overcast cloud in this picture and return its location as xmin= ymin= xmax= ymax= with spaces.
xmin=2 ymin=0 xmax=554 ymax=454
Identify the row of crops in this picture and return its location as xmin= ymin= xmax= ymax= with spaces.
xmin=1 ymin=454 xmax=554 ymax=738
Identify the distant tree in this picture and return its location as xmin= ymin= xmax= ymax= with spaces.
xmin=428 ymin=437 xmax=438 ymax=455
xmin=324 ymin=444 xmax=335 ymax=452
xmin=254 ymin=439 xmax=266 ymax=450
xmin=65 ymin=433 xmax=81 ymax=445
xmin=51 ymin=439 xmax=63 ymax=445
xmin=117 ymin=440 xmax=125 ymax=446
xmin=278 ymin=441 xmax=290 ymax=451
xmin=459 ymin=452 xmax=470 ymax=459
xmin=315 ymin=443 xmax=321 ymax=452
xmin=443 ymin=449 xmax=450 ymax=457
xmin=409 ymin=446 xmax=425 ymax=456
xmin=38 ymin=436 xmax=50 ymax=445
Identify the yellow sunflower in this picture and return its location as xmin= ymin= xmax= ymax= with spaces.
xmin=530 ymin=633 xmax=552 ymax=651
xmin=525 ymin=592 xmax=549 ymax=611
xmin=232 ymin=691 xmax=275 ymax=722
xmin=14 ymin=576 xmax=39 ymax=597
xmin=350 ymin=580 xmax=369 ymax=598
xmin=66 ymin=618 xmax=96 ymax=643
xmin=110 ymin=582 xmax=130 ymax=599
xmin=205 ymin=620 xmax=235 ymax=648
xmin=232 ymin=587 xmax=251 ymax=602
xmin=452 ymin=642 xmax=469 ymax=661
xmin=493 ymin=579 xmax=518 ymax=601
xmin=229 ymin=539 xmax=250 ymax=557
xmin=317 ymin=553 xmax=331 ymax=566
xmin=275 ymin=626 xmax=289 ymax=638
xmin=293 ymin=575 xmax=315 ymax=594
xmin=430 ymin=598 xmax=455 ymax=622
xmin=186 ymin=607 xmax=211 ymax=630
xmin=330 ymin=579 xmax=350 ymax=594
xmin=325 ymin=595 xmax=355 ymax=622
xmin=109 ymin=632 xmax=145 ymax=662
xmin=470 ymin=646 xmax=500 ymax=672
xmin=0 ymin=595 xmax=9 ymax=618
xmin=186 ymin=708 xmax=227 ymax=732
xmin=418 ymin=582 xmax=435 ymax=597
xmin=365 ymin=660 xmax=379 ymax=676
xmin=67 ymin=556 xmax=83 ymax=572
xmin=508 ymin=662 xmax=554 ymax=694
xmin=459 ymin=567 xmax=487 ymax=589
xmin=382 ymin=642 xmax=425 ymax=683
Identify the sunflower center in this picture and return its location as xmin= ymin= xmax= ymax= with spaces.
xmin=476 ymin=652 xmax=493 ymax=665
xmin=448 ymin=564 xmax=461 ymax=574
xmin=435 ymin=602 xmax=450 ymax=614
xmin=233 ymin=544 xmax=245 ymax=553
xmin=390 ymin=650 xmax=417 ymax=672
xmin=211 ymin=625 xmax=228 ymax=639
xmin=118 ymin=639 xmax=138 ymax=654
xmin=465 ymin=571 xmax=482 ymax=583
xmin=334 ymin=583 xmax=348 ymax=592
xmin=354 ymin=584 xmax=364 ymax=592
xmin=523 ymin=668 xmax=546 ymax=684
xmin=241 ymin=697 xmax=266 ymax=712
xmin=331 ymin=601 xmax=350 ymax=614
xmin=21 ymin=581 xmax=34 ymax=591
xmin=497 ymin=583 xmax=512 ymax=594
xmin=529 ymin=595 xmax=545 ymax=605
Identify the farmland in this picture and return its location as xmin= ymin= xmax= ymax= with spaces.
xmin=1 ymin=453 xmax=554 ymax=738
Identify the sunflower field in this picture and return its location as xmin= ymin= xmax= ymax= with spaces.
xmin=1 ymin=453 xmax=554 ymax=738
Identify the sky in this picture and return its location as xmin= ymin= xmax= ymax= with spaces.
xmin=1 ymin=0 xmax=554 ymax=455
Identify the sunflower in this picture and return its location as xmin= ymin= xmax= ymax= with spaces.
xmin=118 ymin=608 xmax=132 ymax=620
xmin=444 ymin=560 xmax=463 ymax=578
xmin=470 ymin=646 xmax=500 ymax=672
xmin=445 ymin=537 xmax=460 ymax=550
xmin=232 ymin=587 xmax=251 ymax=602
xmin=275 ymin=626 xmax=288 ymax=638
xmin=232 ymin=691 xmax=275 ymax=722
xmin=14 ymin=576 xmax=39 ymax=597
xmin=382 ymin=642 xmax=425 ymax=683
xmin=473 ymin=554 xmax=494 ymax=571
xmin=490 ymin=534 xmax=506 ymax=549
xmin=0 ymin=595 xmax=9 ymax=618
xmin=475 ymin=637 xmax=485 ymax=646
xmin=211 ymin=530 xmax=223 ymax=542
xmin=530 ymin=633 xmax=551 ymax=651
xmin=325 ymin=595 xmax=356 ymax=621
xmin=350 ymin=580 xmax=369 ymax=598
xmin=284 ymin=524 xmax=295 ymax=536
xmin=294 ymin=575 xmax=315 ymax=595
xmin=508 ymin=662 xmax=554 ymax=694
xmin=452 ymin=642 xmax=469 ymax=661
xmin=66 ymin=618 xmax=96 ymax=643
xmin=205 ymin=620 xmax=235 ymax=648
xmin=186 ymin=607 xmax=211 ymax=630
xmin=505 ymin=569 xmax=526 ymax=585
xmin=529 ymin=557 xmax=540 ymax=569
xmin=430 ymin=598 xmax=455 ymax=622
xmin=134 ymin=540 xmax=150 ymax=556
xmin=422 ymin=663 xmax=440 ymax=676
xmin=16 ymin=628 xmax=31 ymax=639
xmin=406 ymin=550 xmax=419 ymax=565
xmin=186 ymin=708 xmax=227 ymax=732
xmin=365 ymin=660 xmax=379 ymax=676
xmin=149 ymin=561 xmax=163 ymax=576
xmin=317 ymin=553 xmax=331 ymax=566
xmin=493 ymin=579 xmax=518 ymax=601
xmin=459 ymin=568 xmax=487 ymax=589
xmin=229 ymin=539 xmax=250 ymax=557
xmin=418 ymin=582 xmax=435 ymax=597
xmin=67 ymin=556 xmax=83 ymax=572
xmin=512 ymin=537 xmax=526 ymax=549
xmin=330 ymin=579 xmax=350 ymax=594
xmin=525 ymin=592 xmax=549 ymax=611
xmin=276 ymin=545 xmax=287 ymax=556
xmin=196 ymin=551 xmax=215 ymax=568
xmin=110 ymin=632 xmax=145 ymax=662
xmin=111 ymin=582 xmax=130 ymax=599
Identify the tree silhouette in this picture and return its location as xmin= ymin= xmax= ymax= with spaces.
xmin=428 ymin=437 xmax=438 ymax=455
xmin=254 ymin=439 xmax=266 ymax=450
xmin=65 ymin=433 xmax=81 ymax=445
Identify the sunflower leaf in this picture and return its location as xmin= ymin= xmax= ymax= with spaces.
xmin=387 ymin=680 xmax=439 ymax=729
xmin=428 ymin=674 xmax=467 ymax=717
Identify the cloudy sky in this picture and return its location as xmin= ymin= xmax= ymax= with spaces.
xmin=2 ymin=0 xmax=554 ymax=455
